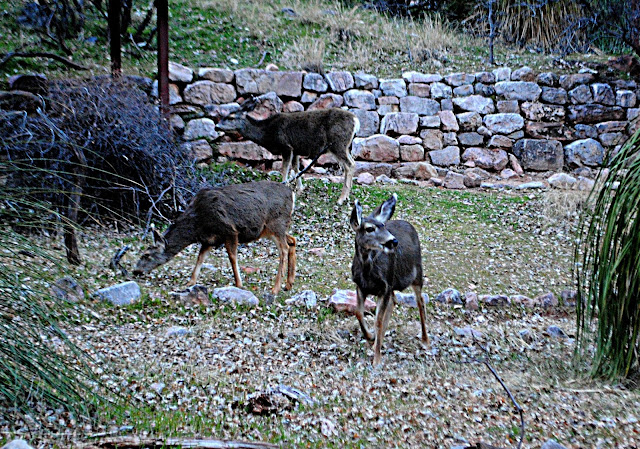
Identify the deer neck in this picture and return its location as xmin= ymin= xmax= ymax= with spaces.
xmin=239 ymin=117 xmax=268 ymax=144
xmin=353 ymin=246 xmax=393 ymax=294
xmin=163 ymin=219 xmax=198 ymax=258
xmin=356 ymin=246 xmax=394 ymax=277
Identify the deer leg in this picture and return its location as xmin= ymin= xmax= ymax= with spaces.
xmin=373 ymin=293 xmax=393 ymax=366
xmin=271 ymin=234 xmax=290 ymax=295
xmin=337 ymin=153 xmax=355 ymax=206
xmin=285 ymin=234 xmax=296 ymax=290
xmin=186 ymin=244 xmax=212 ymax=287
xmin=355 ymin=287 xmax=374 ymax=343
xmin=292 ymin=155 xmax=304 ymax=192
xmin=224 ymin=237 xmax=242 ymax=288
xmin=281 ymin=151 xmax=293 ymax=183
xmin=413 ymin=284 xmax=429 ymax=343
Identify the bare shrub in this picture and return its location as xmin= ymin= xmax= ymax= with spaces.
xmin=1 ymin=77 xmax=196 ymax=233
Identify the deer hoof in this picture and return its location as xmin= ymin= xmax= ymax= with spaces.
xmin=185 ymin=280 xmax=196 ymax=288
xmin=364 ymin=333 xmax=375 ymax=344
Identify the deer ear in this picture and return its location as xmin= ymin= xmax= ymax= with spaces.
xmin=373 ymin=193 xmax=397 ymax=223
xmin=241 ymin=96 xmax=258 ymax=112
xmin=350 ymin=200 xmax=363 ymax=231
xmin=152 ymin=229 xmax=166 ymax=248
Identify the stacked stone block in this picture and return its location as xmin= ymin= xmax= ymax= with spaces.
xmin=161 ymin=62 xmax=639 ymax=180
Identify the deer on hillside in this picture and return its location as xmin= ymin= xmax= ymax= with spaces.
xmin=217 ymin=99 xmax=359 ymax=205
xmin=133 ymin=181 xmax=296 ymax=294
xmin=350 ymin=193 xmax=428 ymax=365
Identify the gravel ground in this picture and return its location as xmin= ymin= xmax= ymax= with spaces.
xmin=3 ymin=181 xmax=639 ymax=448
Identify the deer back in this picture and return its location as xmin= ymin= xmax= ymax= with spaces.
xmin=264 ymin=109 xmax=357 ymax=157
xmin=191 ymin=181 xmax=294 ymax=245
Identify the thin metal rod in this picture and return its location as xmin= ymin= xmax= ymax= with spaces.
xmin=157 ymin=0 xmax=170 ymax=120
xmin=108 ymin=0 xmax=122 ymax=78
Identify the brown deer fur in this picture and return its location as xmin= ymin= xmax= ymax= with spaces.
xmin=350 ymin=194 xmax=428 ymax=365
xmin=133 ymin=181 xmax=296 ymax=294
xmin=217 ymin=106 xmax=359 ymax=205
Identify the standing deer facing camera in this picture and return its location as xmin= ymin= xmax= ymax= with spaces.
xmin=350 ymin=194 xmax=428 ymax=365
xmin=217 ymin=99 xmax=359 ymax=205
xmin=133 ymin=181 xmax=296 ymax=294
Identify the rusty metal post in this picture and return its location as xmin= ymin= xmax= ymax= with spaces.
xmin=108 ymin=0 xmax=122 ymax=78
xmin=157 ymin=0 xmax=170 ymax=121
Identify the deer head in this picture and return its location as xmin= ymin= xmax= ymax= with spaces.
xmin=132 ymin=229 xmax=171 ymax=275
xmin=216 ymin=97 xmax=259 ymax=132
xmin=350 ymin=194 xmax=398 ymax=253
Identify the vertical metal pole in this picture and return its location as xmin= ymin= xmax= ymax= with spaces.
xmin=109 ymin=0 xmax=122 ymax=78
xmin=157 ymin=0 xmax=170 ymax=121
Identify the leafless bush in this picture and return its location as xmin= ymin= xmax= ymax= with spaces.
xmin=1 ymin=77 xmax=197 ymax=233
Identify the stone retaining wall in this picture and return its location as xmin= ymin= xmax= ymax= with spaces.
xmin=161 ymin=62 xmax=639 ymax=183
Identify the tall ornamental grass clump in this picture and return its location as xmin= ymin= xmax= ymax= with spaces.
xmin=576 ymin=130 xmax=640 ymax=380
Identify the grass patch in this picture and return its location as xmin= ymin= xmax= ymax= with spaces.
xmin=0 ymin=0 xmax=612 ymax=83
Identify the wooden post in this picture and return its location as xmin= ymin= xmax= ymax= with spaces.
xmin=108 ymin=0 xmax=122 ymax=78
xmin=157 ymin=0 xmax=170 ymax=120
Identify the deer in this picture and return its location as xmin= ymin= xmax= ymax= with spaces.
xmin=133 ymin=181 xmax=296 ymax=295
xmin=349 ymin=193 xmax=428 ymax=366
xmin=216 ymin=99 xmax=359 ymax=205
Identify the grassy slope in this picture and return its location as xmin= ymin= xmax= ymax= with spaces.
xmin=0 ymin=0 xmax=611 ymax=83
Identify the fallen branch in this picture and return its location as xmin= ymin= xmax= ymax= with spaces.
xmin=0 ymin=51 xmax=89 ymax=70
xmin=78 ymin=436 xmax=278 ymax=449
xmin=256 ymin=50 xmax=268 ymax=67
xmin=109 ymin=245 xmax=131 ymax=275
xmin=455 ymin=338 xmax=525 ymax=449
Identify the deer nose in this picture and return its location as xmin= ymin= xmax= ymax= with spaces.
xmin=384 ymin=238 xmax=398 ymax=249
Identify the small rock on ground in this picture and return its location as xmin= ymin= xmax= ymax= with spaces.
xmin=546 ymin=325 xmax=567 ymax=338
xmin=454 ymin=326 xmax=484 ymax=339
xmin=328 ymin=289 xmax=376 ymax=314
xmin=51 ymin=276 xmax=84 ymax=303
xmin=541 ymin=439 xmax=569 ymax=449
xmin=434 ymin=288 xmax=462 ymax=304
xmin=165 ymin=326 xmax=191 ymax=337
xmin=171 ymin=284 xmax=210 ymax=306
xmin=286 ymin=290 xmax=318 ymax=309
xmin=1 ymin=440 xmax=35 ymax=449
xmin=394 ymin=291 xmax=430 ymax=308
xmin=93 ymin=281 xmax=141 ymax=306
xmin=480 ymin=294 xmax=510 ymax=306
xmin=212 ymin=286 xmax=259 ymax=306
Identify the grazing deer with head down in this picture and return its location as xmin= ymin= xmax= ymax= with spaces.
xmin=217 ymin=99 xmax=359 ymax=205
xmin=350 ymin=193 xmax=428 ymax=365
xmin=133 ymin=181 xmax=296 ymax=294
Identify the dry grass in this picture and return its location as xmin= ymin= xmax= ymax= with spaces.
xmin=197 ymin=0 xmax=465 ymax=74
xmin=540 ymin=189 xmax=591 ymax=226
xmin=496 ymin=0 xmax=586 ymax=52
xmin=281 ymin=38 xmax=326 ymax=74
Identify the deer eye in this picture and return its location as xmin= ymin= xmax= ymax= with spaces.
xmin=364 ymin=225 xmax=375 ymax=233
